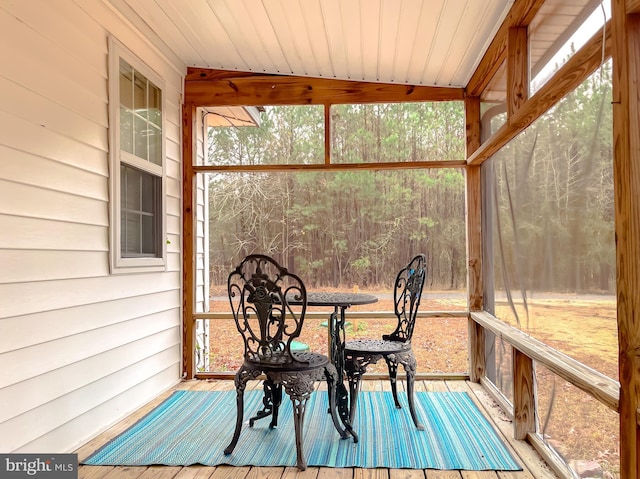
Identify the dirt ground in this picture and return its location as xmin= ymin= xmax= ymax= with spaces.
xmin=205 ymin=290 xmax=619 ymax=478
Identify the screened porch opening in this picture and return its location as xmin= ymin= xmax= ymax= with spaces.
xmin=187 ymin=61 xmax=618 ymax=476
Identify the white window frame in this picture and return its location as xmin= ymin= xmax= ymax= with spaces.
xmin=108 ymin=37 xmax=167 ymax=273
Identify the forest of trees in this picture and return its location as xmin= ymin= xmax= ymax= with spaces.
xmin=206 ymin=63 xmax=615 ymax=294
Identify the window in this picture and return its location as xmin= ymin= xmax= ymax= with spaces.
xmin=109 ymin=38 xmax=166 ymax=272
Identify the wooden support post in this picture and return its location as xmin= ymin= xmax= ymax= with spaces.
xmin=513 ymin=348 xmax=535 ymax=440
xmin=507 ymin=26 xmax=529 ymax=117
xmin=469 ymin=320 xmax=486 ymax=382
xmin=182 ymin=104 xmax=197 ymax=379
xmin=465 ymin=96 xmax=484 ymax=382
xmin=612 ymin=1 xmax=640 ymax=477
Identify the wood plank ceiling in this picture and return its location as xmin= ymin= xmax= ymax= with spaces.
xmin=108 ymin=0 xmax=607 ymax=101
xmin=109 ymin=0 xmax=515 ymax=87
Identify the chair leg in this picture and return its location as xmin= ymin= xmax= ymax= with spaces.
xmin=269 ymin=383 xmax=283 ymax=428
xmin=401 ymin=352 xmax=425 ymax=430
xmin=385 ymin=356 xmax=402 ymax=409
xmin=225 ymin=366 xmax=258 ymax=455
xmin=291 ymin=396 xmax=309 ymax=470
xmin=249 ymin=379 xmax=281 ymax=427
xmin=276 ymin=370 xmax=323 ymax=471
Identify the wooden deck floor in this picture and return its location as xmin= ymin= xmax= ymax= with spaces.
xmin=76 ymin=379 xmax=560 ymax=479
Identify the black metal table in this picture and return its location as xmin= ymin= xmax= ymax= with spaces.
xmin=292 ymin=292 xmax=378 ymax=442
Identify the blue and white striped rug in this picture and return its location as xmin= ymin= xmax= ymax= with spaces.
xmin=82 ymin=389 xmax=521 ymax=470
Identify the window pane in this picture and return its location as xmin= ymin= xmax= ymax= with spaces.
xmin=122 ymin=165 xmax=140 ymax=210
xmin=119 ymin=59 xmax=133 ymax=109
xmin=141 ymin=172 xmax=156 ymax=212
xmin=330 ymin=102 xmax=464 ymax=163
xmin=134 ymin=115 xmax=149 ymax=161
xmin=119 ymin=60 xmax=162 ymax=166
xmin=148 ymin=124 xmax=162 ymax=166
xmin=120 ymin=106 xmax=133 ymax=155
xmin=148 ymin=83 xmax=162 ymax=127
xmin=119 ymin=60 xmax=134 ymax=155
xmin=122 ymin=211 xmax=141 ymax=255
xmin=120 ymin=164 xmax=160 ymax=257
xmin=133 ymin=73 xmax=146 ymax=113
xmin=142 ymin=215 xmax=155 ymax=255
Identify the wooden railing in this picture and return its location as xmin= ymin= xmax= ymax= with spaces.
xmin=469 ymin=310 xmax=620 ymax=479
xmin=470 ymin=311 xmax=619 ymax=412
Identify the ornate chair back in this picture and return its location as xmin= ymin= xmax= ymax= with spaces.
xmin=383 ymin=254 xmax=427 ymax=343
xmin=227 ymin=254 xmax=307 ymax=364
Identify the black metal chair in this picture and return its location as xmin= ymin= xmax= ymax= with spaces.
xmin=223 ymin=254 xmax=348 ymax=470
xmin=343 ymin=254 xmax=427 ymax=430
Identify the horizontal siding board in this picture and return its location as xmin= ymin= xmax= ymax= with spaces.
xmin=166 ymin=233 xmax=180 ymax=253
xmin=0 ymin=0 xmax=107 ymax=75
xmin=165 ymin=120 xmax=181 ymax=147
xmin=0 ymin=349 xmax=180 ymax=452
xmin=166 ymin=139 xmax=182 ymax=165
xmin=0 ymin=250 xmax=109 ymax=284
xmin=0 ymin=76 xmax=108 ymax=152
xmin=167 ymin=196 xmax=181 ymax=217
xmin=166 ymin=252 xmax=181 ymax=272
xmin=166 ymin=156 xmax=181 ymax=181
xmin=23 ymin=365 xmax=180 ymax=454
xmin=0 ymin=9 xmax=107 ymax=106
xmin=0 ymin=309 xmax=180 ymax=389
xmin=0 ymin=146 xmax=108 ymax=200
xmin=0 ymin=272 xmax=180 ymax=319
xmin=0 ymin=55 xmax=107 ymax=130
xmin=166 ymin=213 xmax=181 ymax=235
xmin=165 ymin=98 xmax=183 ymax=127
xmin=0 ymin=180 xmax=108 ymax=225
xmin=0 ymin=111 xmax=108 ymax=176
xmin=0 ymin=52 xmax=107 ymax=128
xmin=0 ymin=290 xmax=180 ymax=353
xmin=166 ymin=177 xmax=181 ymax=199
xmin=0 ymin=329 xmax=180 ymax=424
xmin=0 ymin=216 xmax=108 ymax=251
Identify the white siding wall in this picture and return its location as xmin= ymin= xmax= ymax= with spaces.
xmin=0 ymin=0 xmax=184 ymax=453
xmin=195 ymin=111 xmax=210 ymax=370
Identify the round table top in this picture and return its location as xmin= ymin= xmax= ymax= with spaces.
xmin=304 ymin=292 xmax=378 ymax=307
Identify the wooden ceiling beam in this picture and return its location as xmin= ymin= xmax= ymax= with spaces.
xmin=467 ymin=21 xmax=611 ymax=165
xmin=466 ymin=0 xmax=546 ymax=97
xmin=185 ymin=68 xmax=464 ymax=106
xmin=628 ymin=0 xmax=640 ymax=13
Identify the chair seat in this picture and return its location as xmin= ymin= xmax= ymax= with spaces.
xmin=245 ymin=351 xmax=329 ymax=371
xmin=344 ymin=339 xmax=411 ymax=355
